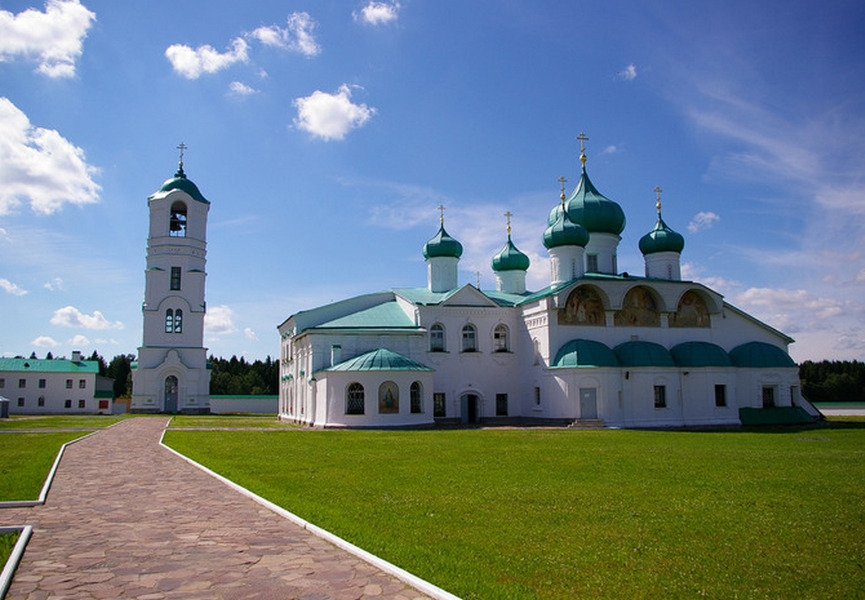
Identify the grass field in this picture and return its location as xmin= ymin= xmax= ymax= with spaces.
xmin=168 ymin=414 xmax=293 ymax=428
xmin=0 ymin=532 xmax=19 ymax=570
xmin=0 ymin=415 xmax=132 ymax=430
xmin=164 ymin=423 xmax=865 ymax=599
xmin=0 ymin=432 xmax=84 ymax=501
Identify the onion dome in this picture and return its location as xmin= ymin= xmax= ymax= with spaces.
xmin=158 ymin=163 xmax=209 ymax=204
xmin=492 ymin=236 xmax=530 ymax=271
xmin=639 ymin=194 xmax=684 ymax=254
xmin=544 ymin=183 xmax=589 ymax=249
xmin=423 ymin=223 xmax=463 ymax=259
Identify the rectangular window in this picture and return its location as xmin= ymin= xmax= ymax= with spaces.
xmin=534 ymin=386 xmax=541 ymax=406
xmin=79 ymin=379 xmax=86 ymax=389
xmin=170 ymin=266 xmax=181 ymax=290
xmin=78 ymin=400 xmax=86 ymax=409
xmin=586 ymin=254 xmax=598 ymax=273
xmin=18 ymin=378 xmax=26 ymax=388
xmin=433 ymin=393 xmax=446 ymax=417
xmin=654 ymin=385 xmax=666 ymax=408
xmin=38 ymin=397 xmax=45 ymax=407
xmin=496 ymin=393 xmax=508 ymax=416
xmin=66 ymin=379 xmax=73 ymax=389
xmin=99 ymin=400 xmax=109 ymax=410
xmin=17 ymin=398 xmax=24 ymax=407
xmin=38 ymin=378 xmax=46 ymax=388
xmin=0 ymin=378 xmax=4 ymax=388
xmin=714 ymin=384 xmax=726 ymax=407
xmin=64 ymin=399 xmax=72 ymax=408
xmin=762 ymin=386 xmax=775 ymax=408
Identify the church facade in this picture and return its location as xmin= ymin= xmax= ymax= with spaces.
xmin=278 ymin=142 xmax=808 ymax=428
xmin=131 ymin=155 xmax=211 ymax=413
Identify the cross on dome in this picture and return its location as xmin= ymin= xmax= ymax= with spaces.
xmin=654 ymin=185 xmax=663 ymax=214
xmin=576 ymin=132 xmax=589 ymax=166
xmin=438 ymin=204 xmax=445 ymax=224
xmin=505 ymin=211 xmax=513 ymax=236
xmin=557 ymin=176 xmax=568 ymax=205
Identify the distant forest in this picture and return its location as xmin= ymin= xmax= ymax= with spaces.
xmin=22 ymin=352 xmax=865 ymax=403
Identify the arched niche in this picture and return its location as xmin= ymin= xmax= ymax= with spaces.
xmin=669 ymin=290 xmax=711 ymax=328
xmin=614 ymin=285 xmax=661 ymax=327
xmin=559 ymin=285 xmax=606 ymax=326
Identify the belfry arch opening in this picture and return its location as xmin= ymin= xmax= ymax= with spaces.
xmin=169 ymin=201 xmax=187 ymax=237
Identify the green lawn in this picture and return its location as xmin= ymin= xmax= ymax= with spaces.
xmin=168 ymin=414 xmax=292 ymax=428
xmin=164 ymin=424 xmax=865 ymax=600
xmin=0 ymin=432 xmax=84 ymax=501
xmin=0 ymin=532 xmax=19 ymax=570
xmin=0 ymin=415 xmax=132 ymax=430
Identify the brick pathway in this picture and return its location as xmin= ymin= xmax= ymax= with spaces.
xmin=2 ymin=418 xmax=433 ymax=600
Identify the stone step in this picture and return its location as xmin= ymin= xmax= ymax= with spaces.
xmin=568 ymin=418 xmax=605 ymax=429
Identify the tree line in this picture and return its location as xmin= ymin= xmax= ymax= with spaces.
xmin=799 ymin=360 xmax=865 ymax=403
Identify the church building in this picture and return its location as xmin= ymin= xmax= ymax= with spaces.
xmin=131 ymin=148 xmax=211 ymax=413
xmin=279 ymin=137 xmax=810 ymax=428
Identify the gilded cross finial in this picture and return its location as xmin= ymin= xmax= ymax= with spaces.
xmin=557 ymin=176 xmax=568 ymax=205
xmin=438 ymin=204 xmax=445 ymax=224
xmin=505 ymin=211 xmax=513 ymax=237
xmin=177 ymin=142 xmax=187 ymax=166
xmin=654 ymin=186 xmax=663 ymax=215
xmin=576 ymin=132 xmax=589 ymax=166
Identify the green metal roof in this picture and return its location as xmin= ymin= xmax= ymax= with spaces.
xmin=313 ymin=301 xmax=417 ymax=330
xmin=492 ymin=236 xmax=530 ymax=272
xmin=729 ymin=342 xmax=796 ymax=368
xmin=326 ymin=348 xmax=433 ymax=372
xmin=670 ymin=342 xmax=732 ymax=367
xmin=552 ymin=339 xmax=619 ymax=368
xmin=0 ymin=358 xmax=99 ymax=373
xmin=544 ymin=207 xmax=589 ymax=249
xmin=553 ymin=167 xmax=625 ymax=235
xmin=151 ymin=166 xmax=209 ymax=205
xmin=639 ymin=214 xmax=685 ymax=255
xmin=614 ymin=341 xmax=676 ymax=367
xmin=422 ymin=224 xmax=463 ymax=259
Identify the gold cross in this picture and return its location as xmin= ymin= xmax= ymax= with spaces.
xmin=557 ymin=176 xmax=568 ymax=204
xmin=654 ymin=186 xmax=662 ymax=214
xmin=504 ymin=211 xmax=513 ymax=236
xmin=438 ymin=204 xmax=445 ymax=224
xmin=177 ymin=142 xmax=187 ymax=165
xmin=576 ymin=132 xmax=589 ymax=165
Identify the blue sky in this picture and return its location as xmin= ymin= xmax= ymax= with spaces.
xmin=1 ymin=0 xmax=863 ymax=363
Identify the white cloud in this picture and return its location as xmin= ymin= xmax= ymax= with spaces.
xmin=165 ymin=37 xmax=249 ymax=79
xmin=0 ymin=0 xmax=95 ymax=78
xmin=618 ymin=64 xmax=637 ymax=81
xmin=354 ymin=1 xmax=400 ymax=26
xmin=293 ymin=84 xmax=376 ymax=141
xmin=228 ymin=81 xmax=258 ymax=96
xmin=0 ymin=278 xmax=27 ymax=296
xmin=0 ymin=97 xmax=100 ymax=215
xmin=688 ymin=211 xmax=720 ymax=233
xmin=92 ymin=338 xmax=118 ymax=345
xmin=244 ymin=327 xmax=259 ymax=341
xmin=43 ymin=277 xmax=64 ymax=291
xmin=732 ymin=287 xmax=863 ymax=335
xmin=205 ymin=304 xmax=238 ymax=336
xmin=250 ymin=12 xmax=320 ymax=57
xmin=601 ymin=145 xmax=618 ymax=154
xmin=854 ymin=269 xmax=865 ymax=285
xmin=69 ymin=334 xmax=90 ymax=346
xmin=31 ymin=335 xmax=59 ymax=348
xmin=50 ymin=305 xmax=123 ymax=330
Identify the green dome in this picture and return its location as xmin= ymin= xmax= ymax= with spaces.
xmin=552 ymin=339 xmax=619 ymax=368
xmin=157 ymin=166 xmax=209 ymax=205
xmin=492 ymin=237 xmax=530 ymax=271
xmin=614 ymin=341 xmax=675 ymax=367
xmin=670 ymin=342 xmax=732 ymax=367
xmin=639 ymin=215 xmax=684 ymax=255
xmin=543 ymin=207 xmax=589 ymax=249
xmin=730 ymin=342 xmax=796 ymax=368
xmin=423 ymin=224 xmax=463 ymax=259
xmin=558 ymin=167 xmax=626 ymax=235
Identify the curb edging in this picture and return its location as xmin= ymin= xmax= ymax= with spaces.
xmin=0 ymin=526 xmax=32 ymax=600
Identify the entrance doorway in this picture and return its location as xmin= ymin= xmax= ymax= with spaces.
xmin=164 ymin=376 xmax=179 ymax=413
xmin=579 ymin=388 xmax=598 ymax=419
xmin=460 ymin=393 xmax=479 ymax=424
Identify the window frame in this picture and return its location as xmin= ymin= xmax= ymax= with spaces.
xmin=410 ymin=381 xmax=422 ymax=413
xmin=496 ymin=393 xmax=508 ymax=416
xmin=493 ymin=324 xmax=509 ymax=353
xmin=346 ymin=382 xmax=365 ymax=415
xmin=170 ymin=266 xmax=182 ymax=291
xmin=654 ymin=385 xmax=667 ymax=408
xmin=429 ymin=323 xmax=445 ymax=352
xmin=714 ymin=384 xmax=727 ymax=407
xmin=461 ymin=324 xmax=478 ymax=352
xmin=433 ymin=392 xmax=446 ymax=417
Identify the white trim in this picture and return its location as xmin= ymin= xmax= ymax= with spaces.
xmin=159 ymin=429 xmax=461 ymax=600
xmin=0 ymin=525 xmax=32 ymax=599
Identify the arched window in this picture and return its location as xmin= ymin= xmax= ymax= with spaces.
xmin=169 ymin=201 xmax=187 ymax=237
xmin=461 ymin=324 xmax=477 ymax=352
xmin=410 ymin=381 xmax=422 ymax=413
xmin=430 ymin=323 xmax=445 ymax=352
xmin=493 ymin=324 xmax=509 ymax=352
xmin=379 ymin=381 xmax=399 ymax=413
xmin=346 ymin=383 xmax=364 ymax=414
xmin=165 ymin=309 xmax=174 ymax=333
xmin=174 ymin=309 xmax=183 ymax=333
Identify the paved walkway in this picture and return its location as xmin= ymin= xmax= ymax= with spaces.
xmin=2 ymin=418 xmax=433 ymax=600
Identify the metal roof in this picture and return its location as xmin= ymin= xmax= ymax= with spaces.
xmin=552 ymin=339 xmax=619 ymax=368
xmin=0 ymin=358 xmax=99 ymax=373
xmin=326 ymin=348 xmax=434 ymax=372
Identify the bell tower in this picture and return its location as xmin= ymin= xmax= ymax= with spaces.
xmin=131 ymin=144 xmax=211 ymax=413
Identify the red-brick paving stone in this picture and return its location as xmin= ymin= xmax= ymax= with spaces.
xmin=2 ymin=418 xmax=434 ymax=600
